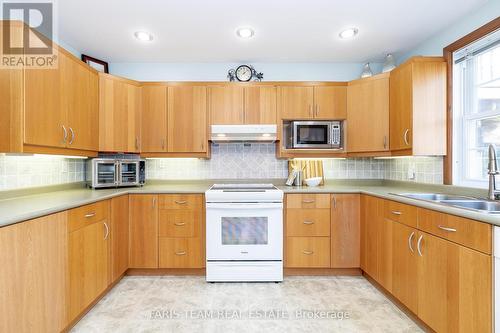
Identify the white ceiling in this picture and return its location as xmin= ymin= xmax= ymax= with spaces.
xmin=58 ymin=0 xmax=487 ymax=63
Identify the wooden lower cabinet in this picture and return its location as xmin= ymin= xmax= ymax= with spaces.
xmin=360 ymin=195 xmax=380 ymax=278
xmin=129 ymin=194 xmax=159 ymax=268
xmin=417 ymin=231 xmax=491 ymax=333
xmin=286 ymin=237 xmax=330 ymax=267
xmin=68 ymin=202 xmax=111 ymax=322
xmin=330 ymin=194 xmax=360 ymax=268
xmin=159 ymin=237 xmax=203 ymax=268
xmin=111 ymin=195 xmax=129 ymax=281
xmin=0 ymin=212 xmax=68 ymax=333
xmin=391 ymin=221 xmax=418 ymax=314
xmin=286 ymin=208 xmax=330 ymax=237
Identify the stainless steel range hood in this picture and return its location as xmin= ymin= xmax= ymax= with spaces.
xmin=210 ymin=125 xmax=277 ymax=142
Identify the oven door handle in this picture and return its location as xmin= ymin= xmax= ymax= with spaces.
xmin=206 ymin=203 xmax=283 ymax=210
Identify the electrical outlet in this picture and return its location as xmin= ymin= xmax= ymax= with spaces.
xmin=407 ymin=166 xmax=416 ymax=180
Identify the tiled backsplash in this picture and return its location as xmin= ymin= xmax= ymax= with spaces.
xmin=0 ymin=155 xmax=85 ymax=191
xmin=0 ymin=145 xmax=445 ymax=191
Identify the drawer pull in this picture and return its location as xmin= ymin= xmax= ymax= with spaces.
xmin=174 ymin=200 xmax=188 ymax=205
xmin=391 ymin=211 xmax=402 ymax=216
xmin=302 ymin=199 xmax=315 ymax=204
xmin=241 ymin=251 xmax=248 ymax=254
xmin=174 ymin=222 xmax=186 ymax=226
xmin=303 ymin=221 xmax=314 ymax=225
xmin=302 ymin=250 xmax=314 ymax=255
xmin=103 ymin=222 xmax=109 ymax=240
xmin=408 ymin=231 xmax=415 ymax=253
xmin=175 ymin=251 xmax=187 ymax=256
xmin=438 ymin=225 xmax=457 ymax=232
xmin=417 ymin=235 xmax=423 ymax=257
xmin=84 ymin=212 xmax=96 ymax=218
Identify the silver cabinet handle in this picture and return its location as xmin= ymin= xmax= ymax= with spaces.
xmin=303 ymin=221 xmax=314 ymax=225
xmin=62 ymin=125 xmax=67 ymax=144
xmin=302 ymin=199 xmax=315 ymax=204
xmin=302 ymin=250 xmax=314 ymax=255
xmin=383 ymin=136 xmax=387 ymax=149
xmin=417 ymin=235 xmax=423 ymax=257
xmin=438 ymin=225 xmax=457 ymax=232
xmin=175 ymin=251 xmax=187 ymax=256
xmin=174 ymin=200 xmax=188 ymax=205
xmin=103 ymin=222 xmax=109 ymax=240
xmin=240 ymin=251 xmax=248 ymax=254
xmin=408 ymin=231 xmax=415 ymax=253
xmin=161 ymin=139 xmax=166 ymax=150
xmin=317 ymin=105 xmax=320 ymax=117
xmin=332 ymin=195 xmax=337 ymax=209
xmin=135 ymin=137 xmax=139 ymax=150
xmin=84 ymin=212 xmax=96 ymax=218
xmin=391 ymin=211 xmax=402 ymax=216
xmin=404 ymin=129 xmax=410 ymax=146
xmin=174 ymin=222 xmax=186 ymax=226
xmin=68 ymin=127 xmax=75 ymax=145
xmin=152 ymin=197 xmax=156 ymax=208
xmin=309 ymin=105 xmax=313 ymax=117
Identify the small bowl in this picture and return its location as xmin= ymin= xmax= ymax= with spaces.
xmin=304 ymin=177 xmax=322 ymax=187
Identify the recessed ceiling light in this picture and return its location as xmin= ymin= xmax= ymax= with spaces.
xmin=236 ymin=27 xmax=255 ymax=39
xmin=134 ymin=31 xmax=153 ymax=42
xmin=339 ymin=28 xmax=359 ymax=40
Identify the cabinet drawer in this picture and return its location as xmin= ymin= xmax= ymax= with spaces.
xmin=68 ymin=200 xmax=110 ymax=232
xmin=286 ymin=237 xmax=330 ymax=268
xmin=159 ymin=194 xmax=203 ymax=210
xmin=159 ymin=210 xmax=200 ymax=238
xmin=286 ymin=194 xmax=331 ymax=209
xmin=417 ymin=208 xmax=492 ymax=254
xmin=384 ymin=200 xmax=417 ymax=227
xmin=286 ymin=209 xmax=330 ymax=236
xmin=159 ymin=238 xmax=203 ymax=268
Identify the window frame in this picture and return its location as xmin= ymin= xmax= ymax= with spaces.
xmin=442 ymin=17 xmax=500 ymax=185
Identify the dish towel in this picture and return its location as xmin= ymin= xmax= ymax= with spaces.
xmin=288 ymin=160 xmax=324 ymax=185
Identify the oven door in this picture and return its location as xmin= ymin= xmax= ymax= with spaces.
xmin=94 ymin=161 xmax=118 ymax=187
xmin=206 ymin=202 xmax=283 ymax=261
xmin=292 ymin=122 xmax=332 ymax=148
xmin=119 ymin=161 xmax=139 ymax=186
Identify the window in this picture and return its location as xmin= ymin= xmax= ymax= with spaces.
xmin=453 ymin=29 xmax=500 ymax=188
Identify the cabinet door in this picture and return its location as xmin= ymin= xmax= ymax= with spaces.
xmin=417 ymin=232 xmax=492 ymax=333
xmin=244 ymin=86 xmax=277 ymax=124
xmin=314 ymin=86 xmax=347 ymax=119
xmin=141 ymin=86 xmax=167 ymax=152
xmin=347 ymin=75 xmax=389 ymax=152
xmin=127 ymin=84 xmax=142 ymax=152
xmin=159 ymin=238 xmax=203 ymax=268
xmin=99 ymin=75 xmax=128 ymax=152
xmin=129 ymin=195 xmax=159 ymax=268
xmin=0 ymin=212 xmax=68 ymax=333
xmin=111 ymin=195 xmax=129 ymax=282
xmin=64 ymin=56 xmax=99 ymax=151
xmin=330 ymin=194 xmax=360 ymax=268
xmin=68 ymin=220 xmax=109 ymax=322
xmin=389 ymin=63 xmax=413 ymax=151
xmin=24 ymin=49 xmax=66 ymax=148
xmin=209 ymin=86 xmax=244 ymax=124
xmin=377 ymin=214 xmax=393 ymax=292
xmin=168 ymin=86 xmax=207 ymax=152
xmin=360 ymin=195 xmax=379 ymax=278
xmin=279 ymin=86 xmax=314 ymax=119
xmin=392 ymin=222 xmax=418 ymax=313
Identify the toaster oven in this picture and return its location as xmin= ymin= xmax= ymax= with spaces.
xmin=86 ymin=158 xmax=145 ymax=188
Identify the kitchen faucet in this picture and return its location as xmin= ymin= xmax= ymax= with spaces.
xmin=488 ymin=144 xmax=500 ymax=201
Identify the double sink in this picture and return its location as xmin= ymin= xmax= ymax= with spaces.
xmin=393 ymin=193 xmax=500 ymax=215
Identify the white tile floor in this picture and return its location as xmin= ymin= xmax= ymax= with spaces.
xmin=71 ymin=276 xmax=422 ymax=333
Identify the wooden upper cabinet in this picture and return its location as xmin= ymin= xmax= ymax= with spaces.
xmin=279 ymin=86 xmax=314 ymax=119
xmin=63 ymin=55 xmax=99 ymax=151
xmin=99 ymin=73 xmax=141 ymax=152
xmin=209 ymin=86 xmax=244 ymax=124
xmin=314 ymin=86 xmax=347 ymax=119
xmin=244 ymin=86 xmax=277 ymax=124
xmin=347 ymin=73 xmax=389 ymax=153
xmin=390 ymin=57 xmax=446 ymax=155
xmin=141 ymin=85 xmax=167 ymax=152
xmin=24 ymin=55 xmax=66 ymax=149
xmin=168 ymin=86 xmax=207 ymax=152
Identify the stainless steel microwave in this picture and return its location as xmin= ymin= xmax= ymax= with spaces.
xmin=283 ymin=121 xmax=343 ymax=149
xmin=86 ymin=158 xmax=145 ymax=188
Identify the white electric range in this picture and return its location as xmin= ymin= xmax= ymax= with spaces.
xmin=205 ymin=184 xmax=284 ymax=282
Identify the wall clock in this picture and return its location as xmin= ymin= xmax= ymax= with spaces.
xmin=235 ymin=65 xmax=253 ymax=82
